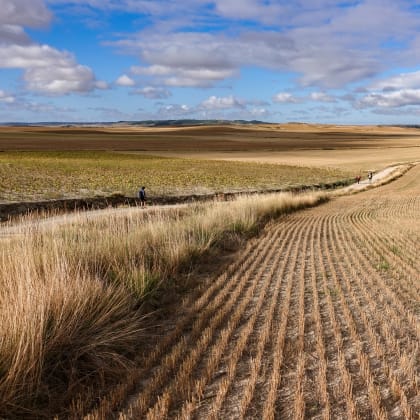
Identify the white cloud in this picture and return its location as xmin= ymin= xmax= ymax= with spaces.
xmin=0 ymin=44 xmax=107 ymax=94
xmin=0 ymin=24 xmax=31 ymax=44
xmin=272 ymin=92 xmax=299 ymax=103
xmin=213 ymin=0 xmax=285 ymax=24
xmin=310 ymin=92 xmax=336 ymax=102
xmin=24 ymin=65 xmax=106 ymax=94
xmin=370 ymin=71 xmax=420 ymax=91
xmin=0 ymin=90 xmax=15 ymax=103
xmin=21 ymin=101 xmax=75 ymax=114
xmin=112 ymin=32 xmax=237 ymax=87
xmin=131 ymin=65 xmax=172 ymax=76
xmin=200 ymin=95 xmax=244 ymax=110
xmin=116 ymin=74 xmax=135 ymax=86
xmin=105 ymin=0 xmax=420 ymax=91
xmin=356 ymin=69 xmax=420 ymax=108
xmin=157 ymin=103 xmax=191 ymax=117
xmin=132 ymin=63 xmax=236 ymax=87
xmin=0 ymin=0 xmax=51 ymax=27
xmin=248 ymin=107 xmax=270 ymax=118
xmin=358 ymin=89 xmax=420 ymax=108
xmin=135 ymin=86 xmax=171 ymax=99
xmin=0 ymin=1 xmax=106 ymax=95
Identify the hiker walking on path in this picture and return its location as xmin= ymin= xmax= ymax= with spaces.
xmin=368 ymin=172 xmax=373 ymax=183
xmin=138 ymin=186 xmax=146 ymax=207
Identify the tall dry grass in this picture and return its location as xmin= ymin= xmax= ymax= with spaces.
xmin=0 ymin=191 xmax=327 ymax=417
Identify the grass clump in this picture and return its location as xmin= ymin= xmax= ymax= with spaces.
xmin=0 ymin=191 xmax=327 ymax=417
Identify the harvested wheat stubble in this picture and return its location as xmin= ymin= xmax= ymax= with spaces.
xmin=85 ymin=165 xmax=419 ymax=420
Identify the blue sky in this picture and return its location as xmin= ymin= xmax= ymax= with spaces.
xmin=2 ymin=0 xmax=420 ymax=123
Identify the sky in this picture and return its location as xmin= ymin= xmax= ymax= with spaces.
xmin=2 ymin=0 xmax=420 ymax=124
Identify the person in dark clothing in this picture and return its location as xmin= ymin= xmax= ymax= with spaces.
xmin=138 ymin=186 xmax=146 ymax=207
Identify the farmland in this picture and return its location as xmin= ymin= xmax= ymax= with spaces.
xmin=0 ymin=151 xmax=348 ymax=202
xmin=83 ymin=163 xmax=419 ymax=419
xmin=0 ymin=123 xmax=419 ymax=419
xmin=2 ymin=122 xmax=420 ymax=202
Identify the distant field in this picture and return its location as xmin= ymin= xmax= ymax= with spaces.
xmin=0 ymin=151 xmax=349 ymax=202
xmin=1 ymin=123 xmax=419 ymax=175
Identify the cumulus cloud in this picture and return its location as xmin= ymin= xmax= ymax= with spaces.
xmin=358 ymin=89 xmax=420 ymax=108
xmin=272 ymin=92 xmax=300 ymax=103
xmin=135 ymin=86 xmax=171 ymax=99
xmin=116 ymin=74 xmax=135 ymax=86
xmin=148 ymin=94 xmax=270 ymax=120
xmin=246 ymin=107 xmax=271 ymax=118
xmin=0 ymin=44 xmax=106 ymax=94
xmin=212 ymin=0 xmax=286 ymax=25
xmin=126 ymin=33 xmax=237 ymax=87
xmin=0 ymin=0 xmax=106 ymax=95
xmin=157 ymin=103 xmax=191 ymax=117
xmin=0 ymin=0 xmax=51 ymax=27
xmin=0 ymin=90 xmax=15 ymax=103
xmin=25 ymin=64 xmax=106 ymax=94
xmin=0 ymin=24 xmax=31 ymax=45
xmin=356 ymin=70 xmax=420 ymax=108
xmin=310 ymin=92 xmax=336 ymax=102
xmin=369 ymin=71 xmax=420 ymax=91
xmin=104 ymin=0 xmax=420 ymax=91
xmin=200 ymin=95 xmax=244 ymax=110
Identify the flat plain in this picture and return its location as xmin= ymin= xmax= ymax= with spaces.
xmin=0 ymin=151 xmax=348 ymax=202
xmin=2 ymin=123 xmax=420 ymax=201
xmin=0 ymin=123 xmax=418 ymax=419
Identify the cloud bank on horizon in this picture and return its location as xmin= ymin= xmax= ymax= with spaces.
xmin=1 ymin=0 xmax=420 ymax=123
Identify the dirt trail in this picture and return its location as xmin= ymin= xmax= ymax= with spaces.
xmin=0 ymin=164 xmax=404 ymax=240
xmin=81 ymin=165 xmax=419 ymax=419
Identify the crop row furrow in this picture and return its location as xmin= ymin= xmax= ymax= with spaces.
xmin=207 ymin=215 xmax=316 ymax=417
xmin=119 ymin=222 xmax=291 ymax=419
xmin=315 ymin=213 xmax=359 ymax=419
xmin=333 ymin=207 xmax=418 ymax=418
xmin=143 ymin=218 xmax=305 ymax=419
xmin=273 ymin=217 xmax=314 ymax=419
xmin=328 ymin=213 xmax=410 ymax=418
xmin=321 ymin=214 xmax=382 ymax=419
xmin=340 ymin=210 xmax=419 ymax=342
xmin=219 ymin=219 xmax=312 ymax=419
xmin=177 ymin=218 xmax=301 ymax=419
xmin=84 ymin=221 xmax=280 ymax=419
xmin=351 ymin=206 xmax=420 ymax=301
xmin=261 ymin=215 xmax=314 ymax=420
xmin=307 ymin=215 xmax=331 ymax=419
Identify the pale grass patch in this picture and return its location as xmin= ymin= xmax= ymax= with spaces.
xmin=0 ymin=191 xmax=327 ymax=416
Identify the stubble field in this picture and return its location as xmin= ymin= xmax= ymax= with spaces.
xmin=84 ymin=163 xmax=419 ymax=420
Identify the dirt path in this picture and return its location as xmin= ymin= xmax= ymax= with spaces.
xmin=0 ymin=164 xmax=404 ymax=240
xmin=81 ymin=165 xmax=419 ymax=419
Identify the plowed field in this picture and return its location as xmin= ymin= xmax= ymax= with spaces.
xmin=86 ymin=166 xmax=419 ymax=420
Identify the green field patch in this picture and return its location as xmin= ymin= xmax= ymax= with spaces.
xmin=0 ymin=151 xmax=351 ymax=202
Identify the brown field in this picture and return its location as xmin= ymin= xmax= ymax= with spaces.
xmin=2 ymin=123 xmax=420 ymax=173
xmin=80 ymin=164 xmax=419 ymax=420
xmin=1 ymin=123 xmax=419 ymax=152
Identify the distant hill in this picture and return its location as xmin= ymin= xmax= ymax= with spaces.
xmin=1 ymin=119 xmax=269 ymax=127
